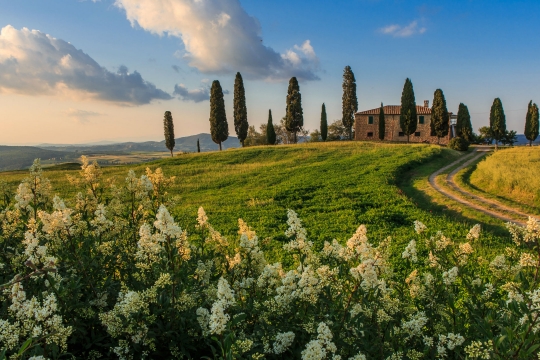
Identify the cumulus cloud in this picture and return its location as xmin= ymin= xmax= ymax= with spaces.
xmin=65 ymin=108 xmax=103 ymax=124
xmin=379 ymin=21 xmax=426 ymax=37
xmin=0 ymin=25 xmax=172 ymax=105
xmin=173 ymin=81 xmax=228 ymax=103
xmin=114 ymin=0 xmax=320 ymax=81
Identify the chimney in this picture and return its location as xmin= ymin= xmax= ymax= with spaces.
xmin=424 ymin=100 xmax=429 ymax=108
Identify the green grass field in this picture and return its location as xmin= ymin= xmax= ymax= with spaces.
xmin=468 ymin=147 xmax=540 ymax=212
xmin=0 ymin=141 xmax=510 ymax=263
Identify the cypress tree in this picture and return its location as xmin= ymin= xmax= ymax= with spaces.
xmin=285 ymin=77 xmax=303 ymax=143
xmin=321 ymin=103 xmax=328 ymax=141
xmin=456 ymin=103 xmax=473 ymax=142
xmin=430 ymin=89 xmax=449 ymax=144
xmin=489 ymin=98 xmax=506 ymax=149
xmin=266 ymin=109 xmax=276 ymax=145
xmin=378 ymin=102 xmax=385 ymax=140
xmin=163 ymin=111 xmax=175 ymax=157
xmin=197 ymin=138 xmax=200 ymax=153
xmin=399 ymin=78 xmax=417 ymax=143
xmin=209 ymin=80 xmax=229 ymax=151
xmin=525 ymin=101 xmax=539 ymax=146
xmin=233 ymin=72 xmax=249 ymax=147
xmin=342 ymin=66 xmax=358 ymax=140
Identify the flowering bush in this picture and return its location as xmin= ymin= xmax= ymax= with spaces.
xmin=1 ymin=159 xmax=540 ymax=359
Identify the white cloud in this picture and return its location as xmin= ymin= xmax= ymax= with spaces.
xmin=379 ymin=21 xmax=426 ymax=38
xmin=0 ymin=25 xmax=172 ymax=105
xmin=114 ymin=0 xmax=320 ymax=81
xmin=173 ymin=81 xmax=229 ymax=103
xmin=65 ymin=108 xmax=103 ymax=124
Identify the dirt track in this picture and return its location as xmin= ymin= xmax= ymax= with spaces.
xmin=428 ymin=149 xmax=533 ymax=226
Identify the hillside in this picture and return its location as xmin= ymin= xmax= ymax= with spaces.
xmin=38 ymin=133 xmax=240 ymax=153
xmin=0 ymin=146 xmax=73 ymax=171
xmin=0 ymin=142 xmax=508 ymax=262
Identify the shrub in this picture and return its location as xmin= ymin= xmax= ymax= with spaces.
xmin=448 ymin=136 xmax=469 ymax=151
xmin=1 ymin=159 xmax=540 ymax=359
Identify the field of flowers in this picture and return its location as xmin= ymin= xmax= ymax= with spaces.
xmin=1 ymin=144 xmax=539 ymax=359
xmin=469 ymin=147 xmax=540 ymax=211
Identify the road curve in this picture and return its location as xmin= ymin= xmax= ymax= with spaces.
xmin=428 ymin=149 xmax=531 ymax=226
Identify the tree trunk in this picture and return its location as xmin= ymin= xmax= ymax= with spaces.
xmin=219 ymin=142 xmax=222 ymax=151
xmin=407 ymin=134 xmax=410 ymax=143
xmin=294 ymin=132 xmax=297 ymax=144
xmin=530 ymin=140 xmax=533 ymax=147
xmin=170 ymin=149 xmax=173 ymax=157
xmin=241 ymin=140 xmax=244 ymax=147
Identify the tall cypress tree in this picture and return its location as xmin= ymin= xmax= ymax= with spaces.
xmin=525 ymin=101 xmax=539 ymax=146
xmin=430 ymin=89 xmax=449 ymax=144
xmin=320 ymin=103 xmax=328 ymax=141
xmin=490 ymin=98 xmax=506 ymax=149
xmin=163 ymin=111 xmax=175 ymax=157
xmin=233 ymin=72 xmax=249 ymax=147
xmin=399 ymin=78 xmax=417 ymax=143
xmin=197 ymin=138 xmax=200 ymax=153
xmin=378 ymin=103 xmax=385 ymax=140
xmin=342 ymin=66 xmax=358 ymax=140
xmin=285 ymin=77 xmax=303 ymax=143
xmin=209 ymin=80 xmax=229 ymax=151
xmin=266 ymin=109 xmax=276 ymax=145
xmin=456 ymin=103 xmax=473 ymax=142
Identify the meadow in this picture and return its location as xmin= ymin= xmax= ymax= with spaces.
xmin=468 ymin=147 xmax=540 ymax=211
xmin=0 ymin=142 xmax=508 ymax=264
xmin=2 ymin=142 xmax=538 ymax=360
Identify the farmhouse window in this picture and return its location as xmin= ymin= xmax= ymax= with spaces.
xmin=415 ymin=132 xmax=421 ymax=137
xmin=368 ymin=116 xmax=374 ymax=124
xmin=367 ymin=132 xmax=373 ymax=137
xmin=419 ymin=116 xmax=425 ymax=124
xmin=398 ymin=132 xmax=405 ymax=137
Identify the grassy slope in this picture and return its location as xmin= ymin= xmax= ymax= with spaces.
xmin=0 ymin=142 xmax=509 ymax=264
xmin=0 ymin=146 xmax=72 ymax=171
xmin=467 ymin=147 xmax=540 ymax=212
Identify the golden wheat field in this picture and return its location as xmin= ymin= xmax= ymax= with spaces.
xmin=470 ymin=147 xmax=540 ymax=208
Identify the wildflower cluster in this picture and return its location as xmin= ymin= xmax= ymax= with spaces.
xmin=1 ymin=160 xmax=540 ymax=359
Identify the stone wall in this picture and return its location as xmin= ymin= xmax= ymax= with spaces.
xmin=354 ymin=114 xmax=451 ymax=145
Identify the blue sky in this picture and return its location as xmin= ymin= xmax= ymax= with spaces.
xmin=0 ymin=0 xmax=538 ymax=144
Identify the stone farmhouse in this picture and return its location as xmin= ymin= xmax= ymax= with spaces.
xmin=354 ymin=100 xmax=456 ymax=144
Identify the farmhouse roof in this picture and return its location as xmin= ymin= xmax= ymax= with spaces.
xmin=356 ymin=105 xmax=432 ymax=115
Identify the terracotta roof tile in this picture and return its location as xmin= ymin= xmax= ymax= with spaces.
xmin=356 ymin=105 xmax=432 ymax=115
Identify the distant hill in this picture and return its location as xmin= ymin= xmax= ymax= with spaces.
xmin=38 ymin=133 xmax=240 ymax=153
xmin=0 ymin=146 xmax=72 ymax=171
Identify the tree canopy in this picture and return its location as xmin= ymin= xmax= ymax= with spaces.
xmin=285 ymin=77 xmax=304 ymax=143
xmin=399 ymin=78 xmax=417 ymax=143
xmin=456 ymin=103 xmax=473 ymax=142
xmin=489 ymin=98 xmax=506 ymax=148
xmin=266 ymin=109 xmax=276 ymax=145
xmin=233 ymin=72 xmax=249 ymax=147
xmin=430 ymin=89 xmax=449 ymax=144
xmin=163 ymin=111 xmax=175 ymax=157
xmin=378 ymin=103 xmax=385 ymax=141
xmin=321 ymin=103 xmax=328 ymax=141
xmin=209 ymin=80 xmax=229 ymax=150
xmin=525 ymin=101 xmax=539 ymax=146
xmin=342 ymin=66 xmax=358 ymax=140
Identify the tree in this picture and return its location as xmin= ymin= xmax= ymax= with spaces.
xmin=163 ymin=111 xmax=175 ymax=157
xmin=321 ymin=103 xmax=328 ymax=141
xmin=266 ymin=109 xmax=276 ymax=145
xmin=430 ymin=89 xmax=449 ymax=144
xmin=478 ymin=126 xmax=493 ymax=144
xmin=378 ymin=103 xmax=385 ymax=141
xmin=399 ymin=78 xmax=417 ymax=143
xmin=209 ymin=80 xmax=229 ymax=150
xmin=309 ymin=129 xmax=321 ymax=142
xmin=489 ymin=98 xmax=506 ymax=149
xmin=233 ymin=72 xmax=249 ymax=147
xmin=285 ymin=77 xmax=303 ymax=143
xmin=327 ymin=120 xmax=348 ymax=141
xmin=197 ymin=138 xmax=200 ymax=153
xmin=501 ymin=130 xmax=518 ymax=146
xmin=342 ymin=66 xmax=358 ymax=140
xmin=525 ymin=101 xmax=539 ymax=146
xmin=456 ymin=103 xmax=473 ymax=142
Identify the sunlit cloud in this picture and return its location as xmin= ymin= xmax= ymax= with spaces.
xmin=114 ymin=0 xmax=321 ymax=81
xmin=173 ymin=80 xmax=229 ymax=103
xmin=379 ymin=21 xmax=426 ymax=38
xmin=0 ymin=25 xmax=172 ymax=105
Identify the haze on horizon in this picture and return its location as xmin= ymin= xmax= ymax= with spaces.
xmin=0 ymin=0 xmax=538 ymax=146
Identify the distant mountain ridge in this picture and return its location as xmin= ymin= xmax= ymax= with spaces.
xmin=37 ymin=133 xmax=240 ymax=153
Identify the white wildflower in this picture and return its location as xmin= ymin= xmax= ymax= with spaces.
xmin=273 ymin=331 xmax=295 ymax=354
xmin=402 ymin=240 xmax=418 ymax=262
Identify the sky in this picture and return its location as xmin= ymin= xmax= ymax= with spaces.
xmin=0 ymin=0 xmax=539 ymax=145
